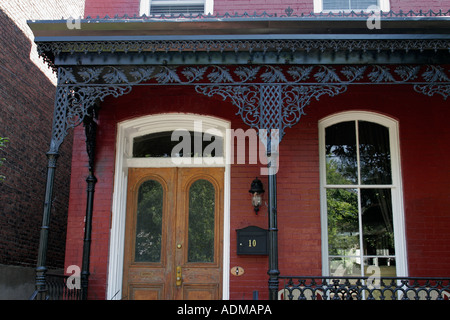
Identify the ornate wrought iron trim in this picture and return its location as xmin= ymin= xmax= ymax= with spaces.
xmin=49 ymin=85 xmax=131 ymax=154
xmin=50 ymin=64 xmax=449 ymax=146
xmin=37 ymin=39 xmax=450 ymax=72
xmin=279 ymin=276 xmax=450 ymax=300
xmin=56 ymin=64 xmax=450 ymax=87
xmin=195 ymin=84 xmax=347 ymax=140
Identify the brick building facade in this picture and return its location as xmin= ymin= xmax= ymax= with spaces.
xmin=26 ymin=0 xmax=450 ymax=300
xmin=83 ymin=0 xmax=449 ymax=17
xmin=0 ymin=1 xmax=84 ymax=299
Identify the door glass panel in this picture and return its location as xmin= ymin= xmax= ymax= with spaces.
xmin=327 ymin=188 xmax=359 ymax=255
xmin=358 ymin=121 xmax=392 ymax=185
xmin=188 ymin=179 xmax=215 ymax=262
xmin=325 ymin=121 xmax=358 ymax=185
xmin=135 ymin=180 xmax=163 ymax=262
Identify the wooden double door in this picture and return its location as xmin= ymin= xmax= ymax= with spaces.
xmin=123 ymin=167 xmax=224 ymax=300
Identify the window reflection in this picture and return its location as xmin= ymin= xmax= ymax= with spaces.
xmin=329 ymin=257 xmax=361 ymax=277
xmin=325 ymin=121 xmax=357 ymax=185
xmin=327 ymin=188 xmax=359 ymax=255
xmin=188 ymin=179 xmax=215 ymax=263
xmin=325 ymin=119 xmax=396 ymax=277
xmin=361 ymin=189 xmax=395 ymax=256
xmin=135 ymin=180 xmax=163 ymax=262
xmin=359 ymin=121 xmax=392 ymax=185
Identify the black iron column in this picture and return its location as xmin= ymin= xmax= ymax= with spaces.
xmin=81 ymin=113 xmax=97 ymax=300
xmin=266 ymin=139 xmax=280 ymax=300
xmin=33 ymin=84 xmax=69 ymax=299
xmin=267 ymin=153 xmax=279 ymax=300
xmin=34 ymin=151 xmax=59 ymax=299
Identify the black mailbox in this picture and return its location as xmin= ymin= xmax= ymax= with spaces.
xmin=236 ymin=226 xmax=268 ymax=255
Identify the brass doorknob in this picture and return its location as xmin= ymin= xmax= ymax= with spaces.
xmin=177 ymin=244 xmax=182 ymax=249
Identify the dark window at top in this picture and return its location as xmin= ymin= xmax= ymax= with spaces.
xmin=323 ymin=0 xmax=378 ymax=10
xmin=133 ymin=131 xmax=223 ymax=158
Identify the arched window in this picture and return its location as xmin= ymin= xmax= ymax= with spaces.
xmin=319 ymin=112 xmax=407 ymax=278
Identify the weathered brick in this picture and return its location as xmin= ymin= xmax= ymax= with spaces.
xmin=0 ymin=1 xmax=83 ymax=270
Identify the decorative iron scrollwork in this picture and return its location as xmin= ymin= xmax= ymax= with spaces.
xmin=49 ymin=63 xmax=449 ymax=152
xmin=37 ymin=39 xmax=450 ymax=72
xmin=57 ymin=64 xmax=450 ymax=87
xmin=195 ymin=84 xmax=347 ymax=140
xmin=49 ymin=84 xmax=131 ymax=154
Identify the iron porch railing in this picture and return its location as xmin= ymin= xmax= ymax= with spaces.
xmin=279 ymin=276 xmax=450 ymax=301
xmin=30 ymin=273 xmax=81 ymax=300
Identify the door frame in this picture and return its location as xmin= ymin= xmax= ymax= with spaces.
xmin=107 ymin=113 xmax=231 ymax=300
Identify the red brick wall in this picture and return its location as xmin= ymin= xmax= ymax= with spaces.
xmin=84 ymin=0 xmax=140 ymax=17
xmin=84 ymin=0 xmax=449 ymax=17
xmin=0 ymin=8 xmax=73 ymax=269
xmin=390 ymin=0 xmax=450 ymax=12
xmin=64 ymin=77 xmax=450 ymax=299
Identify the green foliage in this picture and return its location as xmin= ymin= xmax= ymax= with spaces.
xmin=135 ymin=180 xmax=164 ymax=262
xmin=188 ymin=179 xmax=215 ymax=263
xmin=326 ymin=160 xmax=359 ymax=255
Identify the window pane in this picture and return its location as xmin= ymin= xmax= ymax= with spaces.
xmin=361 ymin=189 xmax=395 ymax=256
xmin=364 ymin=257 xmax=397 ymax=278
xmin=135 ymin=180 xmax=163 ymax=262
xmin=327 ymin=188 xmax=359 ymax=255
xmin=329 ymin=257 xmax=362 ymax=277
xmin=351 ymin=0 xmax=378 ymax=9
xmin=151 ymin=5 xmax=204 ymax=15
xmin=325 ymin=121 xmax=358 ymax=185
xmin=323 ymin=0 xmax=349 ymax=10
xmin=358 ymin=121 xmax=392 ymax=185
xmin=188 ymin=179 xmax=215 ymax=262
xmin=133 ymin=131 xmax=223 ymax=158
xmin=323 ymin=0 xmax=378 ymax=10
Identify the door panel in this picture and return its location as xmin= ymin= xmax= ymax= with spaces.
xmin=123 ymin=167 xmax=223 ymax=300
xmin=130 ymin=284 xmax=164 ymax=300
xmin=174 ymin=167 xmax=224 ymax=300
xmin=183 ymin=284 xmax=219 ymax=300
xmin=123 ymin=168 xmax=175 ymax=300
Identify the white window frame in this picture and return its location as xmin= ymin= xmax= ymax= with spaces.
xmin=313 ymin=0 xmax=390 ymax=13
xmin=140 ymin=0 xmax=214 ymax=16
xmin=319 ymin=111 xmax=407 ymax=278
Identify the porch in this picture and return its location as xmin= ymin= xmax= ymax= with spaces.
xmin=26 ymin=10 xmax=450 ymax=300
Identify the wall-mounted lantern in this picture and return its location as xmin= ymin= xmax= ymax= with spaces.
xmin=249 ymin=177 xmax=264 ymax=214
